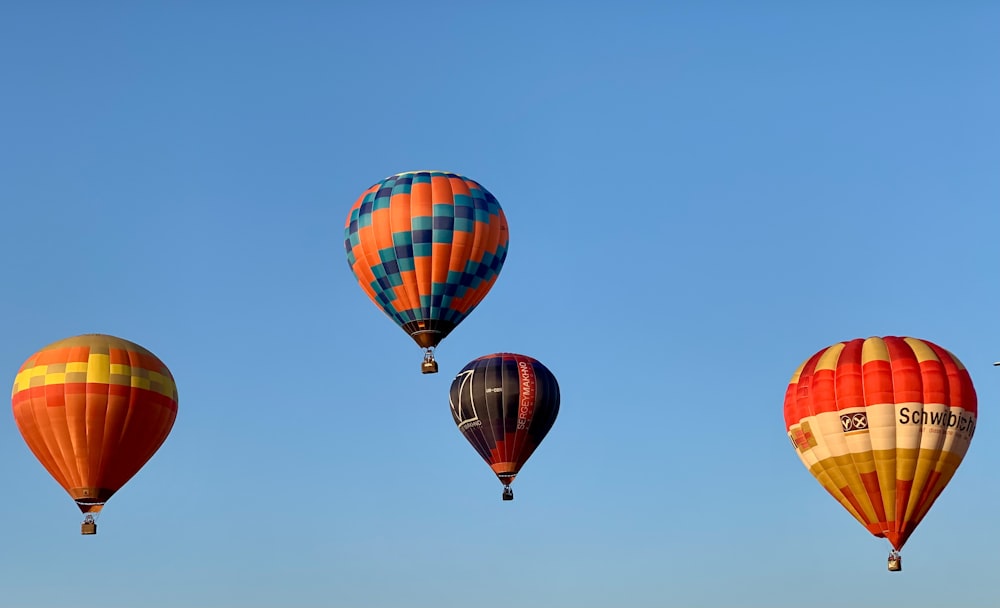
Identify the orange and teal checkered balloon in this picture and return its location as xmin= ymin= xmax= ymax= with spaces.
xmin=345 ymin=170 xmax=509 ymax=351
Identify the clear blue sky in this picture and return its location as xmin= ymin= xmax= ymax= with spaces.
xmin=1 ymin=2 xmax=998 ymax=607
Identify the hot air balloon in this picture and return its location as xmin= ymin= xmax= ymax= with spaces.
xmin=345 ymin=171 xmax=509 ymax=374
xmin=11 ymin=334 xmax=178 ymax=535
xmin=783 ymin=336 xmax=977 ymax=571
xmin=449 ymin=353 xmax=559 ymax=500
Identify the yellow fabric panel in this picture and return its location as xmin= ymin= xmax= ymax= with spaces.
xmin=814 ymin=342 xmax=845 ymax=372
xmin=832 ymin=453 xmax=878 ymax=524
xmin=903 ymin=337 xmax=939 ymax=363
xmin=11 ymin=366 xmax=46 ymax=393
xmin=86 ymin=354 xmax=111 ymax=382
xmin=872 ymin=450 xmax=897 ymax=525
xmin=808 ymin=458 xmax=867 ymax=525
xmin=845 ymin=443 xmax=877 ymax=475
xmin=860 ymin=336 xmax=890 ymax=364
xmin=896 ymin=447 xmax=919 ymax=483
xmin=45 ymin=372 xmax=67 ymax=385
xmin=907 ymin=449 xmax=939 ymax=520
xmin=908 ymin=451 xmax=965 ymax=524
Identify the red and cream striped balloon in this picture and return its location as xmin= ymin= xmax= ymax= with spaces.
xmin=783 ymin=336 xmax=977 ymax=551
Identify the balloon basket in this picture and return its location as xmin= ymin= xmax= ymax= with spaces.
xmin=421 ymin=349 xmax=438 ymax=374
xmin=81 ymin=522 xmax=97 ymax=535
xmin=502 ymin=486 xmax=514 ymax=501
xmin=888 ymin=553 xmax=901 ymax=572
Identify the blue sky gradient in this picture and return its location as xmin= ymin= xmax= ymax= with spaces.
xmin=1 ymin=3 xmax=998 ymax=606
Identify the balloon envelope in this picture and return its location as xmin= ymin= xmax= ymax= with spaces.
xmin=450 ymin=353 xmax=559 ymax=491
xmin=344 ymin=170 xmax=509 ymax=351
xmin=11 ymin=334 xmax=178 ymax=514
xmin=783 ymin=336 xmax=976 ymax=550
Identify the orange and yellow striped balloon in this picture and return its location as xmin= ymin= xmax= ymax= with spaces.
xmin=11 ymin=334 xmax=178 ymax=516
xmin=783 ymin=336 xmax=976 ymax=551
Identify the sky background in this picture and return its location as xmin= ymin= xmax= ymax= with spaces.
xmin=1 ymin=2 xmax=998 ymax=607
